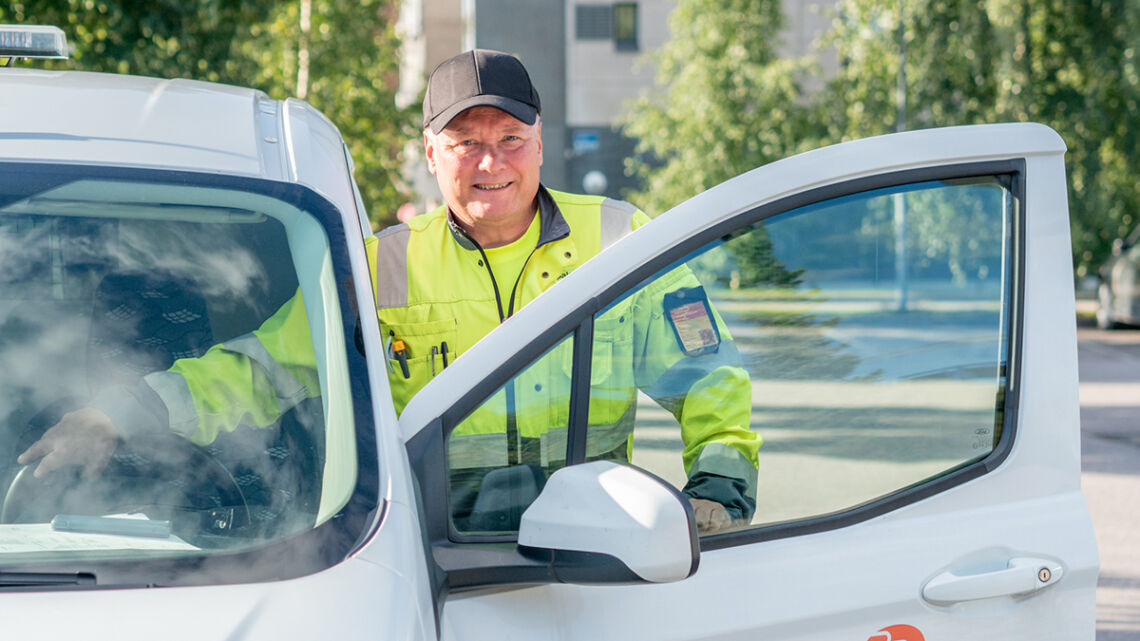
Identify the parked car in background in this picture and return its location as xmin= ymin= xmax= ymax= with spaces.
xmin=0 ymin=24 xmax=1098 ymax=641
xmin=1097 ymin=223 xmax=1140 ymax=329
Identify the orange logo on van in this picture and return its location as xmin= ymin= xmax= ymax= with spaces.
xmin=868 ymin=624 xmax=925 ymax=641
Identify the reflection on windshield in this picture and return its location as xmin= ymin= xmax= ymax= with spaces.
xmin=0 ymin=170 xmax=360 ymax=577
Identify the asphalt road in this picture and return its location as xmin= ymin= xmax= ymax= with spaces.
xmin=1078 ymin=323 xmax=1140 ymax=639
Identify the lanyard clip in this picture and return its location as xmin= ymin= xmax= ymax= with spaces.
xmin=392 ymin=339 xmax=411 ymax=379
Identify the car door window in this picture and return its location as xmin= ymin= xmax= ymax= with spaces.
xmin=443 ymin=174 xmax=1015 ymax=538
xmin=610 ymin=176 xmax=1015 ymax=532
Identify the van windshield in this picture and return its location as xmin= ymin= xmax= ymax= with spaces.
xmin=0 ymin=164 xmax=377 ymax=586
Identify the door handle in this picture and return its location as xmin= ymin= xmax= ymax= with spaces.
xmin=922 ymin=557 xmax=1063 ymax=605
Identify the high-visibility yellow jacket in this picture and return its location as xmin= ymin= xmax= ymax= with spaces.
xmin=95 ymin=186 xmax=761 ymax=518
xmin=374 ymin=187 xmax=760 ymax=519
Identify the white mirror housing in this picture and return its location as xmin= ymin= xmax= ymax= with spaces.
xmin=518 ymin=461 xmax=699 ymax=583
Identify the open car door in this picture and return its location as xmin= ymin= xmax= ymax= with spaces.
xmin=398 ymin=123 xmax=1098 ymax=640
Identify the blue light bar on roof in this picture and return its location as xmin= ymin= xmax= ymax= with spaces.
xmin=0 ymin=25 xmax=69 ymax=59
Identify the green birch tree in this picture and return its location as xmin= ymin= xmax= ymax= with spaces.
xmin=626 ymin=0 xmax=1140 ymax=275
xmin=821 ymin=0 xmax=1140 ymax=276
xmin=620 ymin=0 xmax=818 ymax=216
xmin=237 ymin=0 xmax=414 ymax=226
xmin=1 ymin=0 xmax=415 ymax=227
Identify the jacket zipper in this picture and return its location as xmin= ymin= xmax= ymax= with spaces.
xmin=474 ymin=242 xmax=540 ymax=467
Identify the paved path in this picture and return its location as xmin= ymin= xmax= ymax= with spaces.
xmin=1078 ymin=325 xmax=1140 ymax=639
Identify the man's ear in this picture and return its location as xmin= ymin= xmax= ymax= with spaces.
xmin=535 ymin=120 xmax=543 ymax=168
xmin=424 ymin=130 xmax=438 ymax=174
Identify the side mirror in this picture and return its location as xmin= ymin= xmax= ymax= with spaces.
xmin=518 ymin=461 xmax=699 ymax=584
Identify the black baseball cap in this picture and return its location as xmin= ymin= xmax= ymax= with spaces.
xmin=422 ymin=49 xmax=542 ymax=134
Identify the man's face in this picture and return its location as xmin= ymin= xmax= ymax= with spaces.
xmin=425 ymin=106 xmax=543 ymax=240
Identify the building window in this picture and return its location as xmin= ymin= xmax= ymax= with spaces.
xmin=576 ymin=4 xmax=612 ymax=40
xmin=613 ymin=3 xmax=638 ymax=51
xmin=576 ymin=2 xmax=638 ymax=52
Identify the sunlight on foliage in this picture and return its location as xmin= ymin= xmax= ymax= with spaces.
xmin=1 ymin=0 xmax=416 ymax=228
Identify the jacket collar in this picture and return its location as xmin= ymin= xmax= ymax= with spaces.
xmin=446 ymin=184 xmax=571 ymax=251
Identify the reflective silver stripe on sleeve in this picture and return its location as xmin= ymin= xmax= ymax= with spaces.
xmin=142 ymin=370 xmax=199 ymax=439
xmin=690 ymin=442 xmax=759 ymax=500
xmin=599 ymin=198 xmax=636 ymax=251
xmin=448 ymin=416 xmax=634 ymax=470
xmin=537 ymin=410 xmax=634 ymax=467
xmin=583 ymin=402 xmax=636 ymax=460
xmin=223 ymin=334 xmax=309 ymax=412
xmin=537 ymin=427 xmax=565 ymax=467
xmin=374 ymin=224 xmax=411 ymax=309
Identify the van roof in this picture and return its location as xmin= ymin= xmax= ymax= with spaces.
xmin=0 ymin=69 xmax=290 ymax=179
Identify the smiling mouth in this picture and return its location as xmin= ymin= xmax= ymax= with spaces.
xmin=474 ymin=182 xmax=511 ymax=191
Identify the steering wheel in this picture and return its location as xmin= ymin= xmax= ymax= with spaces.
xmin=0 ymin=431 xmax=250 ymax=540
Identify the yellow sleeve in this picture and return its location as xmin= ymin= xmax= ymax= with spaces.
xmin=162 ymin=290 xmax=319 ymax=445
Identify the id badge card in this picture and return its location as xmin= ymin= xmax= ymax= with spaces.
xmin=663 ymin=286 xmax=721 ymax=357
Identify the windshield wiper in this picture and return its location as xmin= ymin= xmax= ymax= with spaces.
xmin=0 ymin=571 xmax=95 ymax=588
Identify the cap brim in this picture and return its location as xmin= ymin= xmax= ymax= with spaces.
xmin=427 ymin=95 xmax=539 ymax=134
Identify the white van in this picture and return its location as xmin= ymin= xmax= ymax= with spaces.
xmin=0 ymin=25 xmax=1098 ymax=640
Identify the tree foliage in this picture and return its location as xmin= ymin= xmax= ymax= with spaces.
xmin=628 ymin=0 xmax=1140 ymax=276
xmin=2 ymin=0 xmax=415 ymax=227
xmin=823 ymin=0 xmax=1140 ymax=276
xmin=238 ymin=0 xmax=413 ymax=225
xmin=621 ymin=0 xmax=819 ymax=215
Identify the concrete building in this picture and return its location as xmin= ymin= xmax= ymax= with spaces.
xmin=399 ymin=0 xmax=837 ymax=210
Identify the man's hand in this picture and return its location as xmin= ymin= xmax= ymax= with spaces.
xmin=17 ymin=408 xmax=122 ymax=478
xmin=689 ymin=497 xmax=733 ymax=532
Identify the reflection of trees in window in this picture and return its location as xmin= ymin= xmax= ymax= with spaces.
xmin=0 ymin=216 xmax=117 ymax=299
xmin=900 ymin=182 xmax=1007 ymax=286
xmin=685 ymin=179 xmax=1009 ymax=386
xmin=688 ymin=227 xmax=874 ymax=383
xmin=729 ymin=306 xmax=875 ymax=383
xmin=755 ymin=180 xmax=1009 ymax=290
xmin=722 ymin=226 xmax=803 ymax=289
xmin=850 ymin=181 xmax=1008 ymax=287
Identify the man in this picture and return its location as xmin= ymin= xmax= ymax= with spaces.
xmin=20 ymin=49 xmax=759 ymax=531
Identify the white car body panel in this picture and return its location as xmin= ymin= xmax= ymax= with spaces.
xmin=2 ymin=70 xmax=273 ymax=176
xmin=1 ymin=59 xmax=1096 ymax=640
xmin=2 ymin=556 xmax=413 ymax=640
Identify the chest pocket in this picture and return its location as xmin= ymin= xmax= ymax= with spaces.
xmin=384 ymin=317 xmax=458 ymax=414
